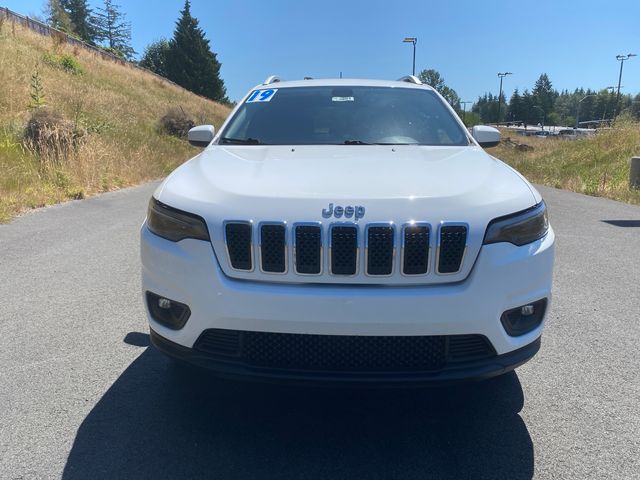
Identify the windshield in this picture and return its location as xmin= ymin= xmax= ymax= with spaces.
xmin=220 ymin=86 xmax=470 ymax=146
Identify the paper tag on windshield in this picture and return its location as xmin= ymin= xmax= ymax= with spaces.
xmin=331 ymin=96 xmax=354 ymax=102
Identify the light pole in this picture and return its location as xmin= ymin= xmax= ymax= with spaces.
xmin=576 ymin=94 xmax=597 ymax=128
xmin=403 ymin=37 xmax=417 ymax=76
xmin=460 ymin=101 xmax=472 ymax=125
xmin=532 ymin=105 xmax=545 ymax=131
xmin=614 ymin=53 xmax=636 ymax=119
xmin=497 ymin=72 xmax=512 ymax=124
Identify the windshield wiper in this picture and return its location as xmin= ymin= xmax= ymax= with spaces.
xmin=220 ymin=137 xmax=261 ymax=145
xmin=343 ymin=140 xmax=372 ymax=145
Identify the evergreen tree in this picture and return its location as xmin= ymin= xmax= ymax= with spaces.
xmin=59 ymin=0 xmax=96 ymax=44
xmin=532 ymin=73 xmax=555 ymax=118
xmin=94 ymin=0 xmax=135 ymax=59
xmin=140 ymin=39 xmax=171 ymax=77
xmin=507 ymin=89 xmax=524 ymax=122
xmin=418 ymin=69 xmax=460 ymax=110
xmin=472 ymin=93 xmax=500 ymax=123
xmin=165 ymin=1 xmax=227 ymax=102
xmin=45 ymin=0 xmax=74 ymax=34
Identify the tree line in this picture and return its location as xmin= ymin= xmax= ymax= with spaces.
xmin=472 ymin=73 xmax=640 ymax=127
xmin=42 ymin=0 xmax=227 ymax=103
xmin=413 ymin=68 xmax=639 ymax=127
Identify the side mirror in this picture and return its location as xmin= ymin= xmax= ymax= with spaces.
xmin=188 ymin=125 xmax=215 ymax=148
xmin=471 ymin=125 xmax=501 ymax=148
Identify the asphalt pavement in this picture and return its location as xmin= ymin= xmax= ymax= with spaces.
xmin=0 ymin=182 xmax=639 ymax=479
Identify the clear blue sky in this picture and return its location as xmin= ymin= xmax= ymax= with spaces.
xmin=7 ymin=0 xmax=640 ymax=102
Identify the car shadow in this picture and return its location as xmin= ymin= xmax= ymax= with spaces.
xmin=62 ymin=334 xmax=534 ymax=480
xmin=601 ymin=219 xmax=640 ymax=227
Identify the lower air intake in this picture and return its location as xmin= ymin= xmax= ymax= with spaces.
xmin=194 ymin=329 xmax=496 ymax=372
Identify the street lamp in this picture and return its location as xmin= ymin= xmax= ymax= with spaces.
xmin=497 ymin=72 xmax=512 ymax=124
xmin=403 ymin=37 xmax=417 ymax=76
xmin=460 ymin=100 xmax=472 ymax=125
xmin=575 ymin=94 xmax=597 ymax=128
xmin=532 ymin=105 xmax=545 ymax=131
xmin=614 ymin=53 xmax=636 ymax=119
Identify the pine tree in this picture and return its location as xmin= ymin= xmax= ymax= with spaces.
xmin=165 ymin=1 xmax=227 ymax=102
xmin=45 ymin=0 xmax=74 ymax=34
xmin=59 ymin=0 xmax=96 ymax=44
xmin=94 ymin=0 xmax=135 ymax=59
xmin=532 ymin=73 xmax=555 ymax=118
xmin=507 ymin=89 xmax=523 ymax=122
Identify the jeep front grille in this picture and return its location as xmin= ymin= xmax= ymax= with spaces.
xmin=366 ymin=225 xmax=395 ymax=275
xmin=222 ymin=221 xmax=468 ymax=277
xmin=330 ymin=225 xmax=358 ymax=275
xmin=294 ymin=224 xmax=322 ymax=274
xmin=438 ymin=225 xmax=468 ymax=274
xmin=259 ymin=223 xmax=286 ymax=273
xmin=225 ymin=222 xmax=253 ymax=271
xmin=402 ymin=224 xmax=430 ymax=275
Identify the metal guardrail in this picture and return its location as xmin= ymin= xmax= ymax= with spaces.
xmin=0 ymin=6 xmax=215 ymax=104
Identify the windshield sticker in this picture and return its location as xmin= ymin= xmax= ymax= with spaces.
xmin=246 ymin=89 xmax=278 ymax=103
xmin=331 ymin=96 xmax=354 ymax=102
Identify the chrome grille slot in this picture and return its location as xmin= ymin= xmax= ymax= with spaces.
xmin=260 ymin=223 xmax=286 ymax=273
xmin=294 ymin=224 xmax=322 ymax=274
xmin=330 ymin=225 xmax=358 ymax=275
xmin=438 ymin=225 xmax=467 ymax=274
xmin=402 ymin=224 xmax=430 ymax=275
xmin=366 ymin=225 xmax=395 ymax=275
xmin=225 ymin=222 xmax=253 ymax=271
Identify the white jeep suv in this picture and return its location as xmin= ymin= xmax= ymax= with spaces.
xmin=141 ymin=76 xmax=555 ymax=384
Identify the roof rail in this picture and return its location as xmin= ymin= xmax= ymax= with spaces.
xmin=303 ymin=76 xmax=313 ymax=80
xmin=397 ymin=75 xmax=422 ymax=85
xmin=263 ymin=75 xmax=281 ymax=85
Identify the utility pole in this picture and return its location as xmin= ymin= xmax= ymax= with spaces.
xmin=614 ymin=53 xmax=636 ymax=119
xmin=403 ymin=37 xmax=417 ymax=76
xmin=460 ymin=101 xmax=472 ymax=125
xmin=497 ymin=72 xmax=512 ymax=124
xmin=576 ymin=94 xmax=597 ymax=128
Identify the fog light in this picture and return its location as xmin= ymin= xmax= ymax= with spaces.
xmin=521 ymin=305 xmax=535 ymax=316
xmin=146 ymin=291 xmax=191 ymax=330
xmin=158 ymin=297 xmax=172 ymax=309
xmin=501 ymin=298 xmax=547 ymax=336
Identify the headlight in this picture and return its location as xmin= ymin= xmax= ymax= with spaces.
xmin=483 ymin=202 xmax=549 ymax=246
xmin=146 ymin=198 xmax=210 ymax=242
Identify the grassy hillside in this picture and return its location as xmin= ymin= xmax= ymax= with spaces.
xmin=0 ymin=20 xmax=230 ymax=222
xmin=494 ymin=123 xmax=640 ymax=205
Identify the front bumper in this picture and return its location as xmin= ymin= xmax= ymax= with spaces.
xmin=150 ymin=328 xmax=541 ymax=385
xmin=141 ymin=224 xmax=555 ymax=378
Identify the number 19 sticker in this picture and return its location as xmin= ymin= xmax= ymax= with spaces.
xmin=246 ymin=89 xmax=278 ymax=103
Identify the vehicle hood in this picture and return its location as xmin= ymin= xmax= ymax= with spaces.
xmin=154 ymin=144 xmax=539 ymax=285
xmin=156 ymin=145 xmax=537 ymax=219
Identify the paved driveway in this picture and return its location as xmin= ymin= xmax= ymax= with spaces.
xmin=0 ymin=183 xmax=638 ymax=479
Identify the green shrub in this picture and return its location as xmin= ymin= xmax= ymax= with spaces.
xmin=43 ymin=52 xmax=84 ymax=75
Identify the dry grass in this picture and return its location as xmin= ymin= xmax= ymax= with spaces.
xmin=494 ymin=123 xmax=640 ymax=205
xmin=0 ymin=21 xmax=231 ymax=222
